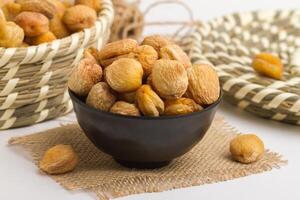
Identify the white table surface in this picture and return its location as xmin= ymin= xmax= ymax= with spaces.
xmin=1 ymin=0 xmax=300 ymax=199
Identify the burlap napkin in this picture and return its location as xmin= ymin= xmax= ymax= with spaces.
xmin=9 ymin=116 xmax=286 ymax=200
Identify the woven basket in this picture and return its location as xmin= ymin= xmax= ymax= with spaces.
xmin=188 ymin=10 xmax=300 ymax=126
xmin=0 ymin=0 xmax=114 ymax=130
xmin=110 ymin=0 xmax=144 ymax=42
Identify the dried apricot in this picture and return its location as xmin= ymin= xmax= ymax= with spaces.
xmin=252 ymin=52 xmax=283 ymax=80
xmin=136 ymin=85 xmax=164 ymax=117
xmin=68 ymin=57 xmax=103 ymax=96
xmin=63 ymin=5 xmax=97 ymax=32
xmin=187 ymin=64 xmax=220 ymax=106
xmin=230 ymin=134 xmax=265 ymax=164
xmin=0 ymin=11 xmax=24 ymax=47
xmin=132 ymin=45 xmax=158 ymax=76
xmin=18 ymin=0 xmax=57 ymax=19
xmin=110 ymin=101 xmax=140 ymax=116
xmin=104 ymin=58 xmax=143 ymax=93
xmin=151 ymin=59 xmax=188 ymax=99
xmin=100 ymin=53 xmax=134 ymax=68
xmin=142 ymin=35 xmax=173 ymax=53
xmin=83 ymin=47 xmax=99 ymax=64
xmin=98 ymin=39 xmax=138 ymax=60
xmin=164 ymin=98 xmax=202 ymax=116
xmin=49 ymin=0 xmax=66 ymax=18
xmin=39 ymin=145 xmax=78 ymax=175
xmin=49 ymin=15 xmax=70 ymax=39
xmin=15 ymin=11 xmax=49 ymax=37
xmin=86 ymin=82 xmax=116 ymax=111
xmin=160 ymin=44 xmax=192 ymax=69
xmin=1 ymin=3 xmax=22 ymax=21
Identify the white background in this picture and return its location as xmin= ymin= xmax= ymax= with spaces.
xmin=1 ymin=0 xmax=300 ymax=199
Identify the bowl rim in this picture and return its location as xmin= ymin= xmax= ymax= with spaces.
xmin=69 ymin=89 xmax=222 ymax=120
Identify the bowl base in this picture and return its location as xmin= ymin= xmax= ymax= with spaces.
xmin=115 ymin=159 xmax=171 ymax=169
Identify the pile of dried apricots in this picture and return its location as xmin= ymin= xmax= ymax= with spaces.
xmin=68 ymin=35 xmax=221 ymax=117
xmin=0 ymin=0 xmax=100 ymax=47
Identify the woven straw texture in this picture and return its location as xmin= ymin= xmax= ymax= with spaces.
xmin=0 ymin=0 xmax=114 ymax=130
xmin=188 ymin=10 xmax=300 ymax=126
xmin=9 ymin=116 xmax=285 ymax=200
xmin=110 ymin=0 xmax=143 ymax=42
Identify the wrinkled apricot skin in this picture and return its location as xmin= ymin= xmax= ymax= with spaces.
xmin=136 ymin=85 xmax=164 ymax=117
xmin=63 ymin=5 xmax=97 ymax=32
xmin=68 ymin=57 xmax=103 ymax=96
xmin=164 ymin=98 xmax=201 ymax=116
xmin=133 ymin=45 xmax=158 ymax=76
xmin=83 ymin=47 xmax=99 ymax=64
xmin=98 ymin=39 xmax=138 ymax=60
xmin=86 ymin=82 xmax=116 ymax=111
xmin=1 ymin=3 xmax=22 ymax=21
xmin=230 ymin=134 xmax=265 ymax=164
xmin=160 ymin=44 xmax=192 ymax=69
xmin=187 ymin=64 xmax=220 ymax=106
xmin=252 ymin=53 xmax=283 ymax=80
xmin=104 ymin=58 xmax=143 ymax=93
xmin=49 ymin=0 xmax=67 ymax=18
xmin=100 ymin=53 xmax=134 ymax=68
xmin=151 ymin=59 xmax=188 ymax=100
xmin=142 ymin=35 xmax=174 ymax=53
xmin=49 ymin=15 xmax=70 ymax=39
xmin=97 ymin=39 xmax=137 ymax=68
xmin=39 ymin=144 xmax=79 ymax=175
xmin=17 ymin=0 xmax=57 ymax=19
xmin=0 ymin=11 xmax=24 ymax=47
xmin=110 ymin=101 xmax=140 ymax=116
xmin=0 ymin=22 xmax=25 ymax=48
xmin=15 ymin=11 xmax=49 ymax=37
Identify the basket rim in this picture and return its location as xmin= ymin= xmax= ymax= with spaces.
xmin=0 ymin=0 xmax=114 ymax=56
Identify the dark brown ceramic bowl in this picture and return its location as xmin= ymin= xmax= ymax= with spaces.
xmin=69 ymin=90 xmax=222 ymax=169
